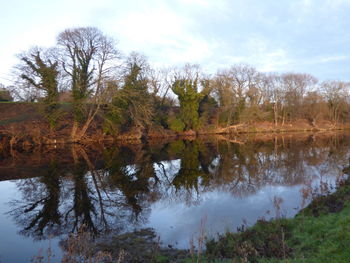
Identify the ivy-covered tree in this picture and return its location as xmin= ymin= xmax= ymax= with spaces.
xmin=17 ymin=47 xmax=60 ymax=130
xmin=106 ymin=52 xmax=153 ymax=134
xmin=171 ymin=65 xmax=210 ymax=131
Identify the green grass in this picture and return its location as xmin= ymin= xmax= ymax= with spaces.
xmin=286 ymin=202 xmax=350 ymax=262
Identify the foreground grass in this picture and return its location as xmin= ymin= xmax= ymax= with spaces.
xmin=204 ymin=178 xmax=350 ymax=263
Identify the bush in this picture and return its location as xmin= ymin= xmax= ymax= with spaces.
xmin=167 ymin=117 xmax=185 ymax=132
xmin=240 ymin=106 xmax=267 ymax=124
xmin=0 ymin=89 xmax=13 ymax=102
xmin=206 ymin=219 xmax=293 ymax=262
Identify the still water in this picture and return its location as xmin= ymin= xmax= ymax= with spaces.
xmin=0 ymin=132 xmax=349 ymax=262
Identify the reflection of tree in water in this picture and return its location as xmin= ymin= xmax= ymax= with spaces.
xmin=167 ymin=140 xmax=215 ymax=204
xmin=7 ymin=133 xmax=350 ymax=241
xmin=8 ymin=161 xmax=62 ymax=240
xmin=212 ymin=141 xmax=260 ymax=196
xmin=164 ymin=135 xmax=350 ymax=199
xmin=216 ymin=137 xmax=313 ymax=196
xmin=172 ymin=141 xmax=204 ymax=190
xmin=65 ymin=160 xmax=98 ymax=234
xmin=103 ymin=146 xmax=160 ymax=223
xmin=8 ymin=146 xmax=160 ymax=241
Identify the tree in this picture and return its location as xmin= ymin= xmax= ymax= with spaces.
xmin=148 ymin=67 xmax=174 ymax=105
xmin=281 ymin=73 xmax=317 ymax=122
xmin=212 ymin=70 xmax=236 ymax=126
xmin=212 ymin=64 xmax=261 ymax=125
xmin=321 ymin=81 xmax=350 ymax=124
xmin=57 ymin=27 xmax=119 ymax=141
xmin=105 ymin=52 xmax=154 ymax=133
xmin=16 ymin=47 xmax=60 ymax=130
xmin=0 ymin=84 xmax=13 ymax=101
xmin=265 ymin=74 xmax=285 ymax=125
xmin=171 ymin=64 xmax=210 ymax=131
xmin=303 ymin=91 xmax=327 ymax=126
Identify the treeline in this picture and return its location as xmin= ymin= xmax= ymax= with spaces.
xmin=2 ymin=27 xmax=350 ymax=141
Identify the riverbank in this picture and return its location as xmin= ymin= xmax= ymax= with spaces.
xmin=202 ymin=174 xmax=350 ymax=263
xmin=0 ymin=102 xmax=348 ymax=150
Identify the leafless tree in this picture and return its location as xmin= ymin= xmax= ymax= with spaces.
xmin=212 ymin=64 xmax=262 ymax=125
xmin=148 ymin=67 xmax=174 ymax=105
xmin=281 ymin=73 xmax=317 ymax=121
xmin=303 ymin=91 xmax=327 ymax=126
xmin=56 ymin=27 xmax=120 ymax=141
xmin=265 ymin=74 xmax=285 ymax=125
xmin=321 ymin=81 xmax=350 ymax=125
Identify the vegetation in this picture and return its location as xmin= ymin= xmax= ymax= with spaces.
xmin=0 ymin=88 xmax=13 ymax=102
xmin=1 ymin=26 xmax=349 ymax=263
xmin=171 ymin=65 xmax=211 ymax=131
xmin=17 ymin=48 xmax=60 ymax=130
xmin=1 ymin=26 xmax=350 ymax=144
xmin=105 ymin=52 xmax=154 ymax=134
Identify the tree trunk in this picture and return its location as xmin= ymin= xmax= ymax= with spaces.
xmin=71 ymin=121 xmax=79 ymax=142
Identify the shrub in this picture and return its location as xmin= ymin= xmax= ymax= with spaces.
xmin=0 ymin=89 xmax=13 ymax=102
xmin=167 ymin=117 xmax=185 ymax=132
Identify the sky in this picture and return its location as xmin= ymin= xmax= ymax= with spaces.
xmin=0 ymin=0 xmax=349 ymax=85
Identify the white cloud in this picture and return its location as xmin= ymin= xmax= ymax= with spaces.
xmin=1 ymin=0 xmax=350 ymax=84
xmin=317 ymin=55 xmax=350 ymax=64
xmin=100 ymin=1 xmax=222 ymax=67
xmin=115 ymin=8 xmax=190 ymax=47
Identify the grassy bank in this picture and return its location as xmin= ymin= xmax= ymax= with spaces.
xmin=203 ymin=177 xmax=350 ymax=263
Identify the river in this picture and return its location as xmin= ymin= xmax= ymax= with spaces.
xmin=0 ymin=132 xmax=349 ymax=262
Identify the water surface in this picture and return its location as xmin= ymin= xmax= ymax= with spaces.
xmin=0 ymin=132 xmax=349 ymax=262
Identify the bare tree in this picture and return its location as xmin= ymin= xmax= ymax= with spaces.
xmin=281 ymin=73 xmax=317 ymax=122
xmin=303 ymin=91 xmax=327 ymax=126
xmin=57 ymin=27 xmax=120 ymax=141
xmin=265 ymin=74 xmax=285 ymax=125
xmin=321 ymin=81 xmax=350 ymax=125
xmin=212 ymin=64 xmax=261 ymax=125
xmin=227 ymin=64 xmax=260 ymax=104
xmin=148 ymin=67 xmax=174 ymax=105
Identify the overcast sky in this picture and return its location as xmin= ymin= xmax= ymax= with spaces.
xmin=0 ymin=0 xmax=349 ymax=85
